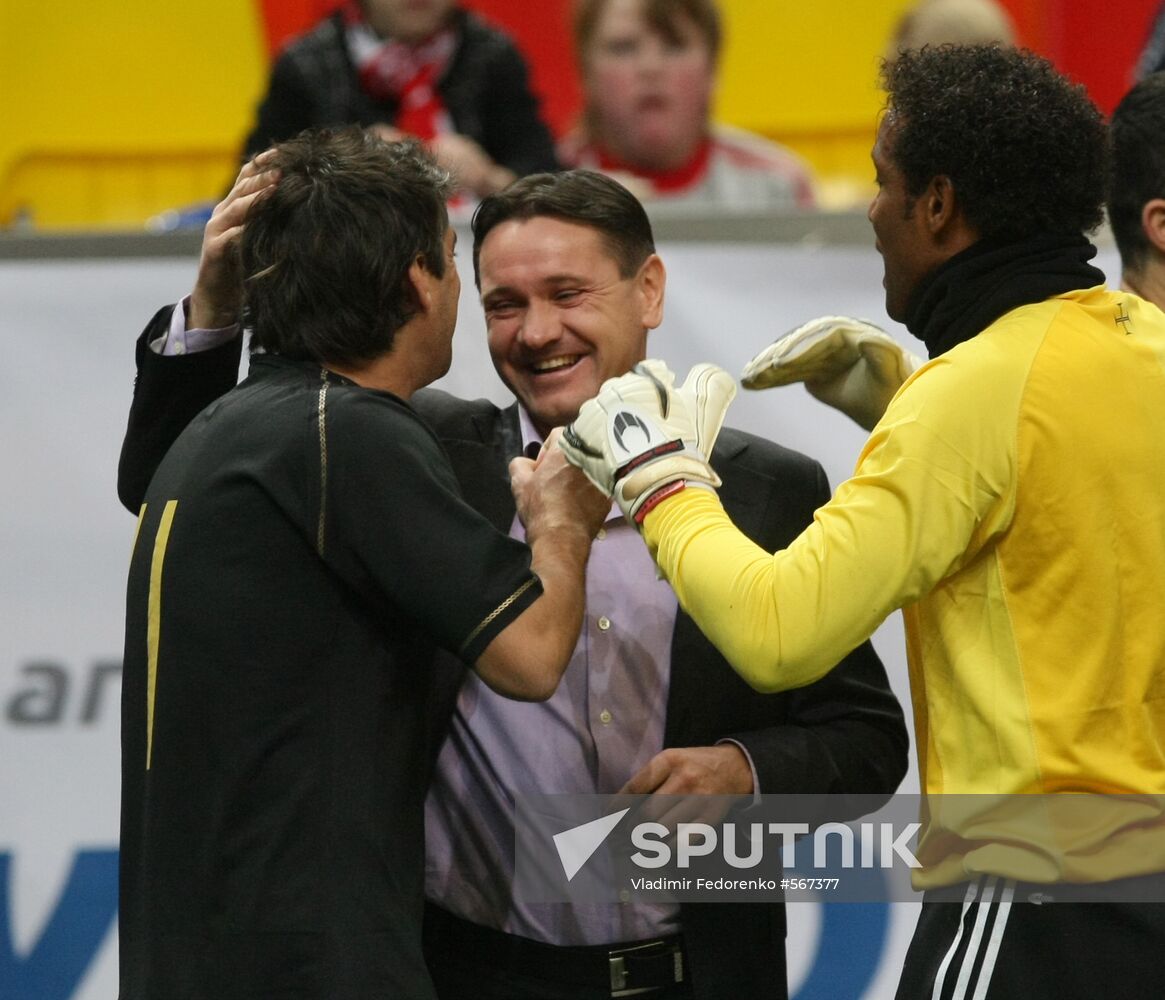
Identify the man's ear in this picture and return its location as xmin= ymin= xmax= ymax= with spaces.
xmin=923 ymin=174 xmax=979 ymax=252
xmin=636 ymin=253 xmax=666 ymax=331
xmin=405 ymin=255 xmax=432 ymax=314
xmin=1142 ymin=198 xmax=1165 ymax=254
xmin=923 ymin=175 xmax=957 ymax=235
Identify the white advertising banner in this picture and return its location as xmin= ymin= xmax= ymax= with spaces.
xmin=0 ymin=235 xmax=1121 ymax=999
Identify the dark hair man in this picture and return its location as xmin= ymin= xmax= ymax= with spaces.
xmin=119 ymin=128 xmax=608 ymax=1000
xmin=560 ymin=45 xmax=1165 ymax=998
xmin=1109 ymin=71 xmax=1165 ymax=311
xmin=117 ymin=164 xmax=907 ymax=998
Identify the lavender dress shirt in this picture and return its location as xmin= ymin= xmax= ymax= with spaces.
xmin=423 ymin=407 xmax=683 ymax=944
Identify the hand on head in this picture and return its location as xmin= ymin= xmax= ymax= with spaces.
xmin=189 ymin=149 xmax=280 ymax=330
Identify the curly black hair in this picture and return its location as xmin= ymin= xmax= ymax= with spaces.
xmin=1109 ymin=72 xmax=1165 ymax=274
xmin=881 ymin=45 xmax=1107 ymax=241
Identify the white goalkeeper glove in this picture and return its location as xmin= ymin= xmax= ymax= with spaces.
xmin=740 ymin=316 xmax=923 ymax=431
xmin=560 ymin=359 xmax=736 ymax=525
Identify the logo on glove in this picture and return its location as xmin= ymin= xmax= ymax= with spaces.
xmin=559 ymin=360 xmax=733 ymax=526
xmin=611 ymin=410 xmax=655 ymax=453
xmin=607 ymin=407 xmax=683 ymax=479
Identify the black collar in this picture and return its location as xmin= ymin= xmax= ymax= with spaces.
xmin=905 ymin=233 xmax=1106 ymax=358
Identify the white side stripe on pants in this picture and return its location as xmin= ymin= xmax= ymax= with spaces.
xmin=930 ymin=880 xmax=980 ymax=1000
xmin=971 ymin=880 xmax=1014 ymax=1000
xmin=931 ymin=876 xmax=1016 ymax=1000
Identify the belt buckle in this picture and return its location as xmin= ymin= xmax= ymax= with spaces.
xmin=608 ymin=939 xmax=684 ymax=997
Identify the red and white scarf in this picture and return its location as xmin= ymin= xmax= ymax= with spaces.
xmin=343 ymin=2 xmax=456 ymax=140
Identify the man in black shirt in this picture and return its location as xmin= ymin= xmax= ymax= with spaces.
xmin=120 ymin=129 xmax=607 ymax=1000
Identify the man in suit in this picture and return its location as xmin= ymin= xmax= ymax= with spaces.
xmin=118 ymin=162 xmax=908 ymax=999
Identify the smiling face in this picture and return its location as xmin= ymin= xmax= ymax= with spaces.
xmin=478 ymin=216 xmax=665 ymax=438
xmin=582 ymin=0 xmax=715 ymax=171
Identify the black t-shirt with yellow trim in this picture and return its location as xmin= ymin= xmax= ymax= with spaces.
xmin=120 ymin=354 xmax=540 ymax=999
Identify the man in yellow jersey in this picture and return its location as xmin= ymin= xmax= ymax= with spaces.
xmin=747 ymin=70 xmax=1165 ymax=434
xmin=556 ymin=45 xmax=1165 ymax=998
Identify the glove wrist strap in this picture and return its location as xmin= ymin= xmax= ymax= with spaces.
xmin=633 ymin=480 xmax=687 ymax=524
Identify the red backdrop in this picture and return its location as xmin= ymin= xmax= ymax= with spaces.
xmin=1002 ymin=0 xmax=1161 ymax=113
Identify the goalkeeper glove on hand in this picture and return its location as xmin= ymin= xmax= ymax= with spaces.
xmin=740 ymin=315 xmax=923 ymax=431
xmin=560 ymin=359 xmax=736 ymax=525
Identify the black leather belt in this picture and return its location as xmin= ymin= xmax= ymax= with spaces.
xmin=424 ymin=903 xmax=686 ymax=997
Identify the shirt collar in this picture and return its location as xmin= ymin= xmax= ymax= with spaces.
xmin=517 ymin=404 xmax=543 ymax=458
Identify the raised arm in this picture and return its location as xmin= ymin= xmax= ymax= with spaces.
xmin=116 ymin=155 xmax=279 ymax=512
xmin=562 ymin=360 xmax=1002 ymax=694
xmin=117 ymin=307 xmax=244 ymax=512
xmin=622 ymin=441 xmax=907 ymax=806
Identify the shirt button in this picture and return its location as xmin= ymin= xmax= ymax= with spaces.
xmin=599 ymin=709 xmax=613 ymax=725
xmin=597 ymin=616 xmax=611 ymax=631
xmin=173 ymin=342 xmax=185 ymax=355
xmin=596 ymin=528 xmax=607 ymax=541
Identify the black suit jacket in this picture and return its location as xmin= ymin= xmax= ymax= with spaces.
xmin=118 ymin=308 xmax=908 ymax=1000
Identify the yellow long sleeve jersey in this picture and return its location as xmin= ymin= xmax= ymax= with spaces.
xmin=645 ymin=287 xmax=1165 ymax=885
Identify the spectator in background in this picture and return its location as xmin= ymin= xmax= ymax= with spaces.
xmin=884 ymin=0 xmax=1015 ymax=64
xmin=559 ymin=0 xmax=817 ymax=209
xmin=243 ymin=0 xmax=558 ymax=200
xmin=1110 ymin=72 xmax=1165 ymax=310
